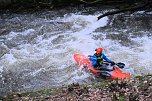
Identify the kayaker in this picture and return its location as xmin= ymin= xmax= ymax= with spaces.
xmin=88 ymin=47 xmax=115 ymax=71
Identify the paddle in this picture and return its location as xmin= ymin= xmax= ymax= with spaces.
xmin=103 ymin=61 xmax=125 ymax=69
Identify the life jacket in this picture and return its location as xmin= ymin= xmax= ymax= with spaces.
xmin=95 ymin=53 xmax=103 ymax=66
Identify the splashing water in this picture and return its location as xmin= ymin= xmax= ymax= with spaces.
xmin=0 ymin=9 xmax=152 ymax=95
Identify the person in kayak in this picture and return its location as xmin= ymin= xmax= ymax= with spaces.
xmin=88 ymin=47 xmax=115 ymax=72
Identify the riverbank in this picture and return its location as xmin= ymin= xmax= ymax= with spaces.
xmin=1 ymin=75 xmax=152 ymax=101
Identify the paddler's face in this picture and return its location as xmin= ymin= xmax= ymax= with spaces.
xmin=96 ymin=52 xmax=102 ymax=56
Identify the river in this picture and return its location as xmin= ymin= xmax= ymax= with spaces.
xmin=0 ymin=6 xmax=152 ymax=96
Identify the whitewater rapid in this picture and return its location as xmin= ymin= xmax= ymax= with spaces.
xmin=0 ymin=10 xmax=152 ymax=95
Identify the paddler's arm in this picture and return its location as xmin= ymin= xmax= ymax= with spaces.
xmin=88 ymin=55 xmax=97 ymax=66
xmin=88 ymin=55 xmax=97 ymax=61
xmin=102 ymin=53 xmax=112 ymax=63
xmin=102 ymin=53 xmax=115 ymax=65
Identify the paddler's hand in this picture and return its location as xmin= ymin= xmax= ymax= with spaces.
xmin=110 ymin=61 xmax=115 ymax=66
xmin=88 ymin=55 xmax=91 ymax=57
xmin=88 ymin=55 xmax=97 ymax=60
xmin=88 ymin=55 xmax=91 ymax=60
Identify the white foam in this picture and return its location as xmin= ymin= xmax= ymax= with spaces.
xmin=7 ymin=29 xmax=35 ymax=40
xmin=28 ymin=68 xmax=46 ymax=76
xmin=1 ymin=12 xmax=152 ymax=84
xmin=62 ymin=14 xmax=108 ymax=55
xmin=63 ymin=13 xmax=152 ymax=75
xmin=69 ymin=66 xmax=91 ymax=84
xmin=2 ymin=53 xmax=17 ymax=64
xmin=131 ymin=36 xmax=152 ymax=73
xmin=136 ymin=36 xmax=152 ymax=60
xmin=147 ymin=11 xmax=152 ymax=14
xmin=0 ymin=66 xmax=3 ymax=77
xmin=72 ymin=15 xmax=108 ymax=35
xmin=136 ymin=11 xmax=145 ymax=14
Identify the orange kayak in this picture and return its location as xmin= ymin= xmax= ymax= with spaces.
xmin=73 ymin=54 xmax=131 ymax=80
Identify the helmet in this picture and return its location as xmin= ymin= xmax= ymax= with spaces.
xmin=95 ymin=48 xmax=103 ymax=54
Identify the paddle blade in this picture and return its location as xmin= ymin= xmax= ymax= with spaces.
xmin=116 ymin=62 xmax=125 ymax=69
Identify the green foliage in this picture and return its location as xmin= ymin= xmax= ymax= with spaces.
xmin=92 ymin=80 xmax=110 ymax=88
xmin=1 ymin=88 xmax=61 ymax=101
xmin=135 ymin=75 xmax=152 ymax=80
xmin=118 ymin=95 xmax=126 ymax=101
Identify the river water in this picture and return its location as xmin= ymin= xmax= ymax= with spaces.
xmin=0 ymin=7 xmax=152 ymax=96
